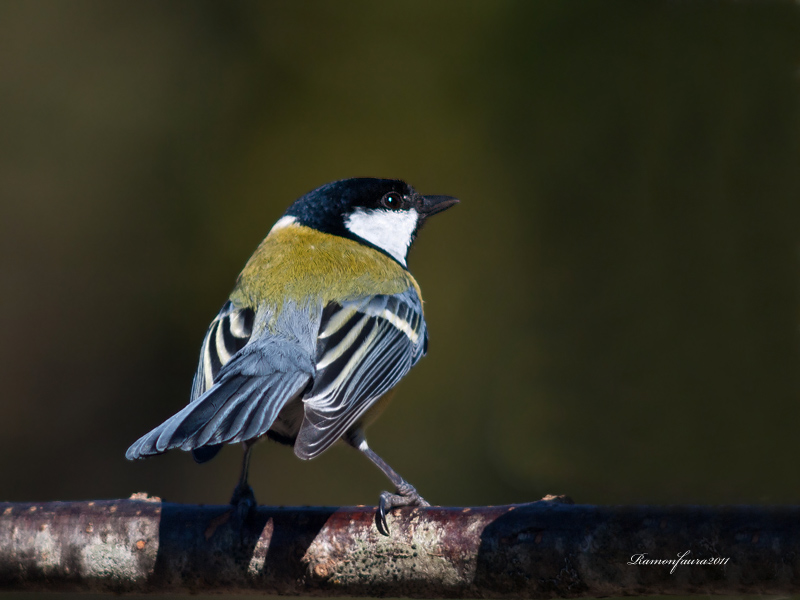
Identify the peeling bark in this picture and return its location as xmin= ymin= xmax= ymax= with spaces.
xmin=1 ymin=496 xmax=798 ymax=597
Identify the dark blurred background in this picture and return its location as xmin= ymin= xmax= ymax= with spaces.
xmin=1 ymin=0 xmax=799 ymax=573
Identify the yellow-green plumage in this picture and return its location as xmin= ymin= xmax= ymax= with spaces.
xmin=230 ymin=224 xmax=422 ymax=311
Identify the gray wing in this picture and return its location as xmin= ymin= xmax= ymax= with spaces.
xmin=126 ymin=301 xmax=315 ymax=460
xmin=294 ymin=289 xmax=427 ymax=460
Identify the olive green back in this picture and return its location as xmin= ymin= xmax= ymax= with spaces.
xmin=230 ymin=225 xmax=420 ymax=312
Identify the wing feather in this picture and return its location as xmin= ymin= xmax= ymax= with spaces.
xmin=294 ymin=290 xmax=426 ymax=459
xmin=126 ymin=301 xmax=314 ymax=460
xmin=190 ymin=301 xmax=254 ymax=402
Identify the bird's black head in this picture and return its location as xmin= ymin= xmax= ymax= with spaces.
xmin=280 ymin=178 xmax=458 ymax=267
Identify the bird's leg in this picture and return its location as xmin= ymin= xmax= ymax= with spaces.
xmin=229 ymin=440 xmax=256 ymax=521
xmin=345 ymin=429 xmax=429 ymax=536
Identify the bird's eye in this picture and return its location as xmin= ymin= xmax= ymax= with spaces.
xmin=381 ymin=192 xmax=403 ymax=210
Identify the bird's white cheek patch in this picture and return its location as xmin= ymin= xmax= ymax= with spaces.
xmin=344 ymin=208 xmax=418 ymax=266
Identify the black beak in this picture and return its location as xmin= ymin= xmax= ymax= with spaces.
xmin=418 ymin=195 xmax=459 ymax=218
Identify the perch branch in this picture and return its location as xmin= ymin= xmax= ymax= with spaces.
xmin=0 ymin=496 xmax=798 ymax=597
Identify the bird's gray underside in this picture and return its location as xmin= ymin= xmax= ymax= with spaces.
xmin=126 ymin=291 xmax=426 ymax=462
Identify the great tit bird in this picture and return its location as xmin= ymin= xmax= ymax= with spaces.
xmin=126 ymin=177 xmax=458 ymax=534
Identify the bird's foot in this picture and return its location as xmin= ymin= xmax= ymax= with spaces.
xmin=229 ymin=483 xmax=257 ymax=523
xmin=376 ymin=482 xmax=430 ymax=536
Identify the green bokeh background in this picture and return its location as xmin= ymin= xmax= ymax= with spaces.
xmin=1 ymin=0 xmax=799 ymax=596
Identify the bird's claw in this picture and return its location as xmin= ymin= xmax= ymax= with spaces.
xmin=229 ymin=483 xmax=257 ymax=524
xmin=376 ymin=485 xmax=430 ymax=536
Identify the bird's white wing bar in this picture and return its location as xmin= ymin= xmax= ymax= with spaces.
xmin=191 ymin=300 xmax=254 ymax=402
xmin=294 ymin=289 xmax=427 ymax=459
xmin=126 ymin=301 xmax=315 ymax=460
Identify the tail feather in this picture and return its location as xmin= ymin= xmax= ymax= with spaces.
xmin=215 ymin=378 xmax=282 ymax=444
xmin=192 ymin=375 xmax=264 ymax=447
xmin=192 ymin=445 xmax=222 ymax=463
xmin=155 ymin=376 xmax=250 ymax=453
xmin=241 ymin=374 xmax=304 ymax=441
xmin=125 ymin=371 xmax=311 ymax=460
